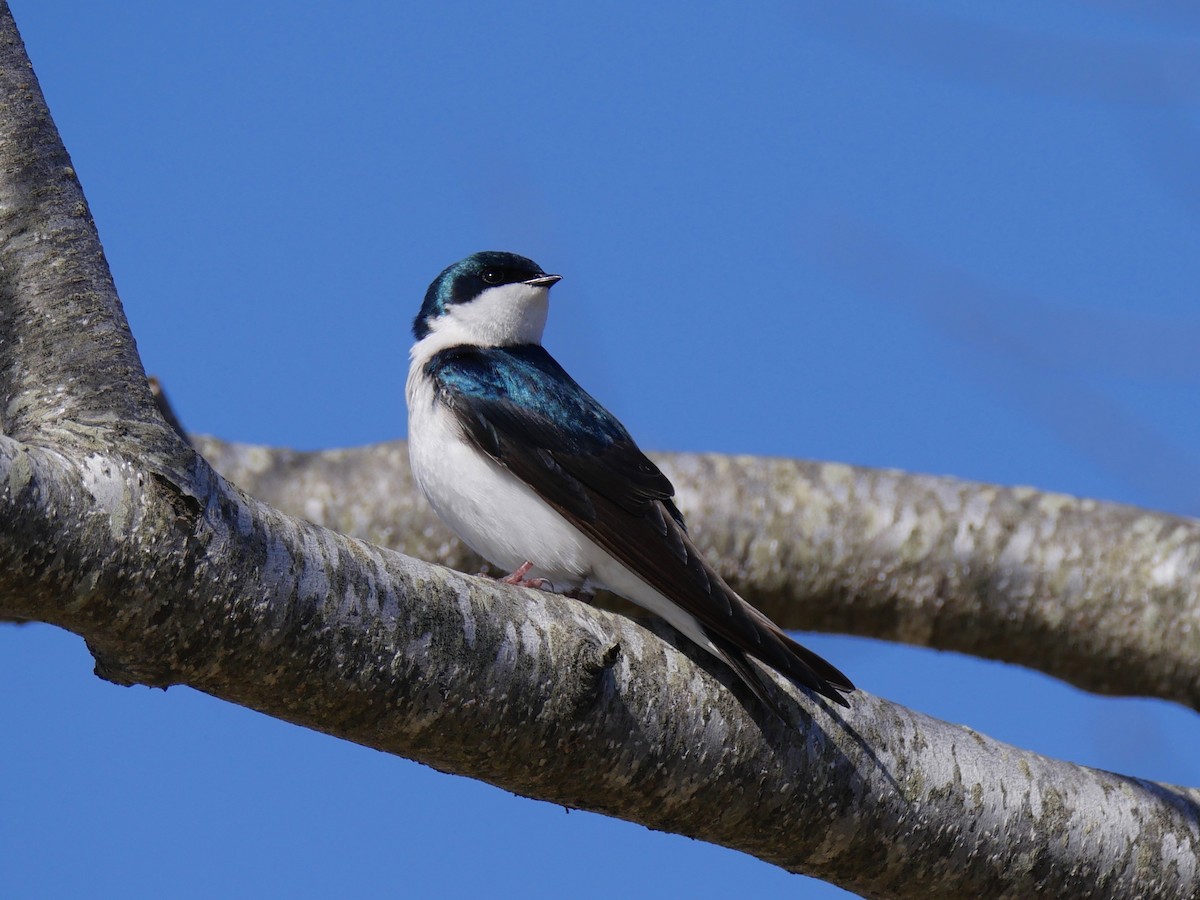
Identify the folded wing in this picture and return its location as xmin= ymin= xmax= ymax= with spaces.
xmin=426 ymin=344 xmax=854 ymax=709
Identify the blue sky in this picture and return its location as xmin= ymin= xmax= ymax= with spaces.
xmin=3 ymin=3 xmax=1200 ymax=898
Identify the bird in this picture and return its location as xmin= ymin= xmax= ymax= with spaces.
xmin=405 ymin=250 xmax=854 ymax=716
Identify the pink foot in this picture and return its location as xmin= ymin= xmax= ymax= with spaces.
xmin=500 ymin=560 xmax=551 ymax=591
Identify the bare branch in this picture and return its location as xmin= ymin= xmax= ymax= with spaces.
xmin=2 ymin=4 xmax=1198 ymax=897
xmin=2 ymin=438 xmax=1197 ymax=898
xmin=0 ymin=9 xmax=174 ymax=456
xmin=196 ymin=436 xmax=1200 ymax=710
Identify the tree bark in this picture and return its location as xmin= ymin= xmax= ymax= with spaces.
xmin=196 ymin=435 xmax=1200 ymax=711
xmin=1 ymin=5 xmax=1197 ymax=898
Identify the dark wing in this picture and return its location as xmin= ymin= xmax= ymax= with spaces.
xmin=427 ymin=344 xmax=854 ymax=709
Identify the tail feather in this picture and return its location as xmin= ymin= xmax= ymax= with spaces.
xmin=709 ymin=621 xmax=854 ymax=716
xmin=709 ymin=637 xmax=791 ymax=720
xmin=650 ymin=504 xmax=855 ymax=712
xmin=749 ymin=602 xmax=855 ymax=694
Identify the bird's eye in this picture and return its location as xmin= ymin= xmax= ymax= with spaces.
xmin=481 ymin=269 xmax=502 ymax=285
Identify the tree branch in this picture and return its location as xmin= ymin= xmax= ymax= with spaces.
xmin=3 ymin=437 xmax=1198 ymax=898
xmin=2 ymin=4 xmax=1198 ymax=897
xmin=0 ymin=12 xmax=174 ymax=457
xmin=196 ymin=436 xmax=1200 ymax=710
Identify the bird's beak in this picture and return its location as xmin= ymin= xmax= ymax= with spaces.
xmin=524 ymin=274 xmax=562 ymax=288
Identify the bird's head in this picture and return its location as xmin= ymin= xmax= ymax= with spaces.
xmin=413 ymin=251 xmax=562 ymax=346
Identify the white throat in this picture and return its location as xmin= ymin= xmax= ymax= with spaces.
xmin=419 ymin=282 xmax=550 ymax=358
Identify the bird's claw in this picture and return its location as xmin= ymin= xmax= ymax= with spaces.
xmin=500 ymin=561 xmax=552 ymax=591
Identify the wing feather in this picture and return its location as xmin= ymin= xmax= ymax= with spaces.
xmin=427 ymin=344 xmax=853 ymax=707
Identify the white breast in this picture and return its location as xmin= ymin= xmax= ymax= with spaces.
xmin=405 ymin=355 xmax=597 ymax=590
xmin=405 ymin=338 xmax=720 ymax=662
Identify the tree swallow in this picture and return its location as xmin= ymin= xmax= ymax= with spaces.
xmin=406 ymin=251 xmax=854 ymax=715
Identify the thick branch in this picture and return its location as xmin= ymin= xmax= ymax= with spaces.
xmin=196 ymin=437 xmax=1200 ymax=710
xmin=2 ymin=4 xmax=1198 ymax=896
xmin=0 ymin=9 xmax=171 ymax=453
xmin=2 ymin=438 xmax=1197 ymax=899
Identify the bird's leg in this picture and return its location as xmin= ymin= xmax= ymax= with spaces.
xmin=501 ymin=560 xmax=534 ymax=583
xmin=500 ymin=560 xmax=551 ymax=591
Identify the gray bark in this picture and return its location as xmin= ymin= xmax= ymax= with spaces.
xmin=1 ymin=5 xmax=1198 ymax=898
xmin=197 ymin=436 xmax=1200 ymax=711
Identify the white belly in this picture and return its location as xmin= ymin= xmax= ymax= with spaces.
xmin=405 ymin=362 xmax=720 ymax=660
xmin=406 ymin=369 xmax=596 ymax=589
